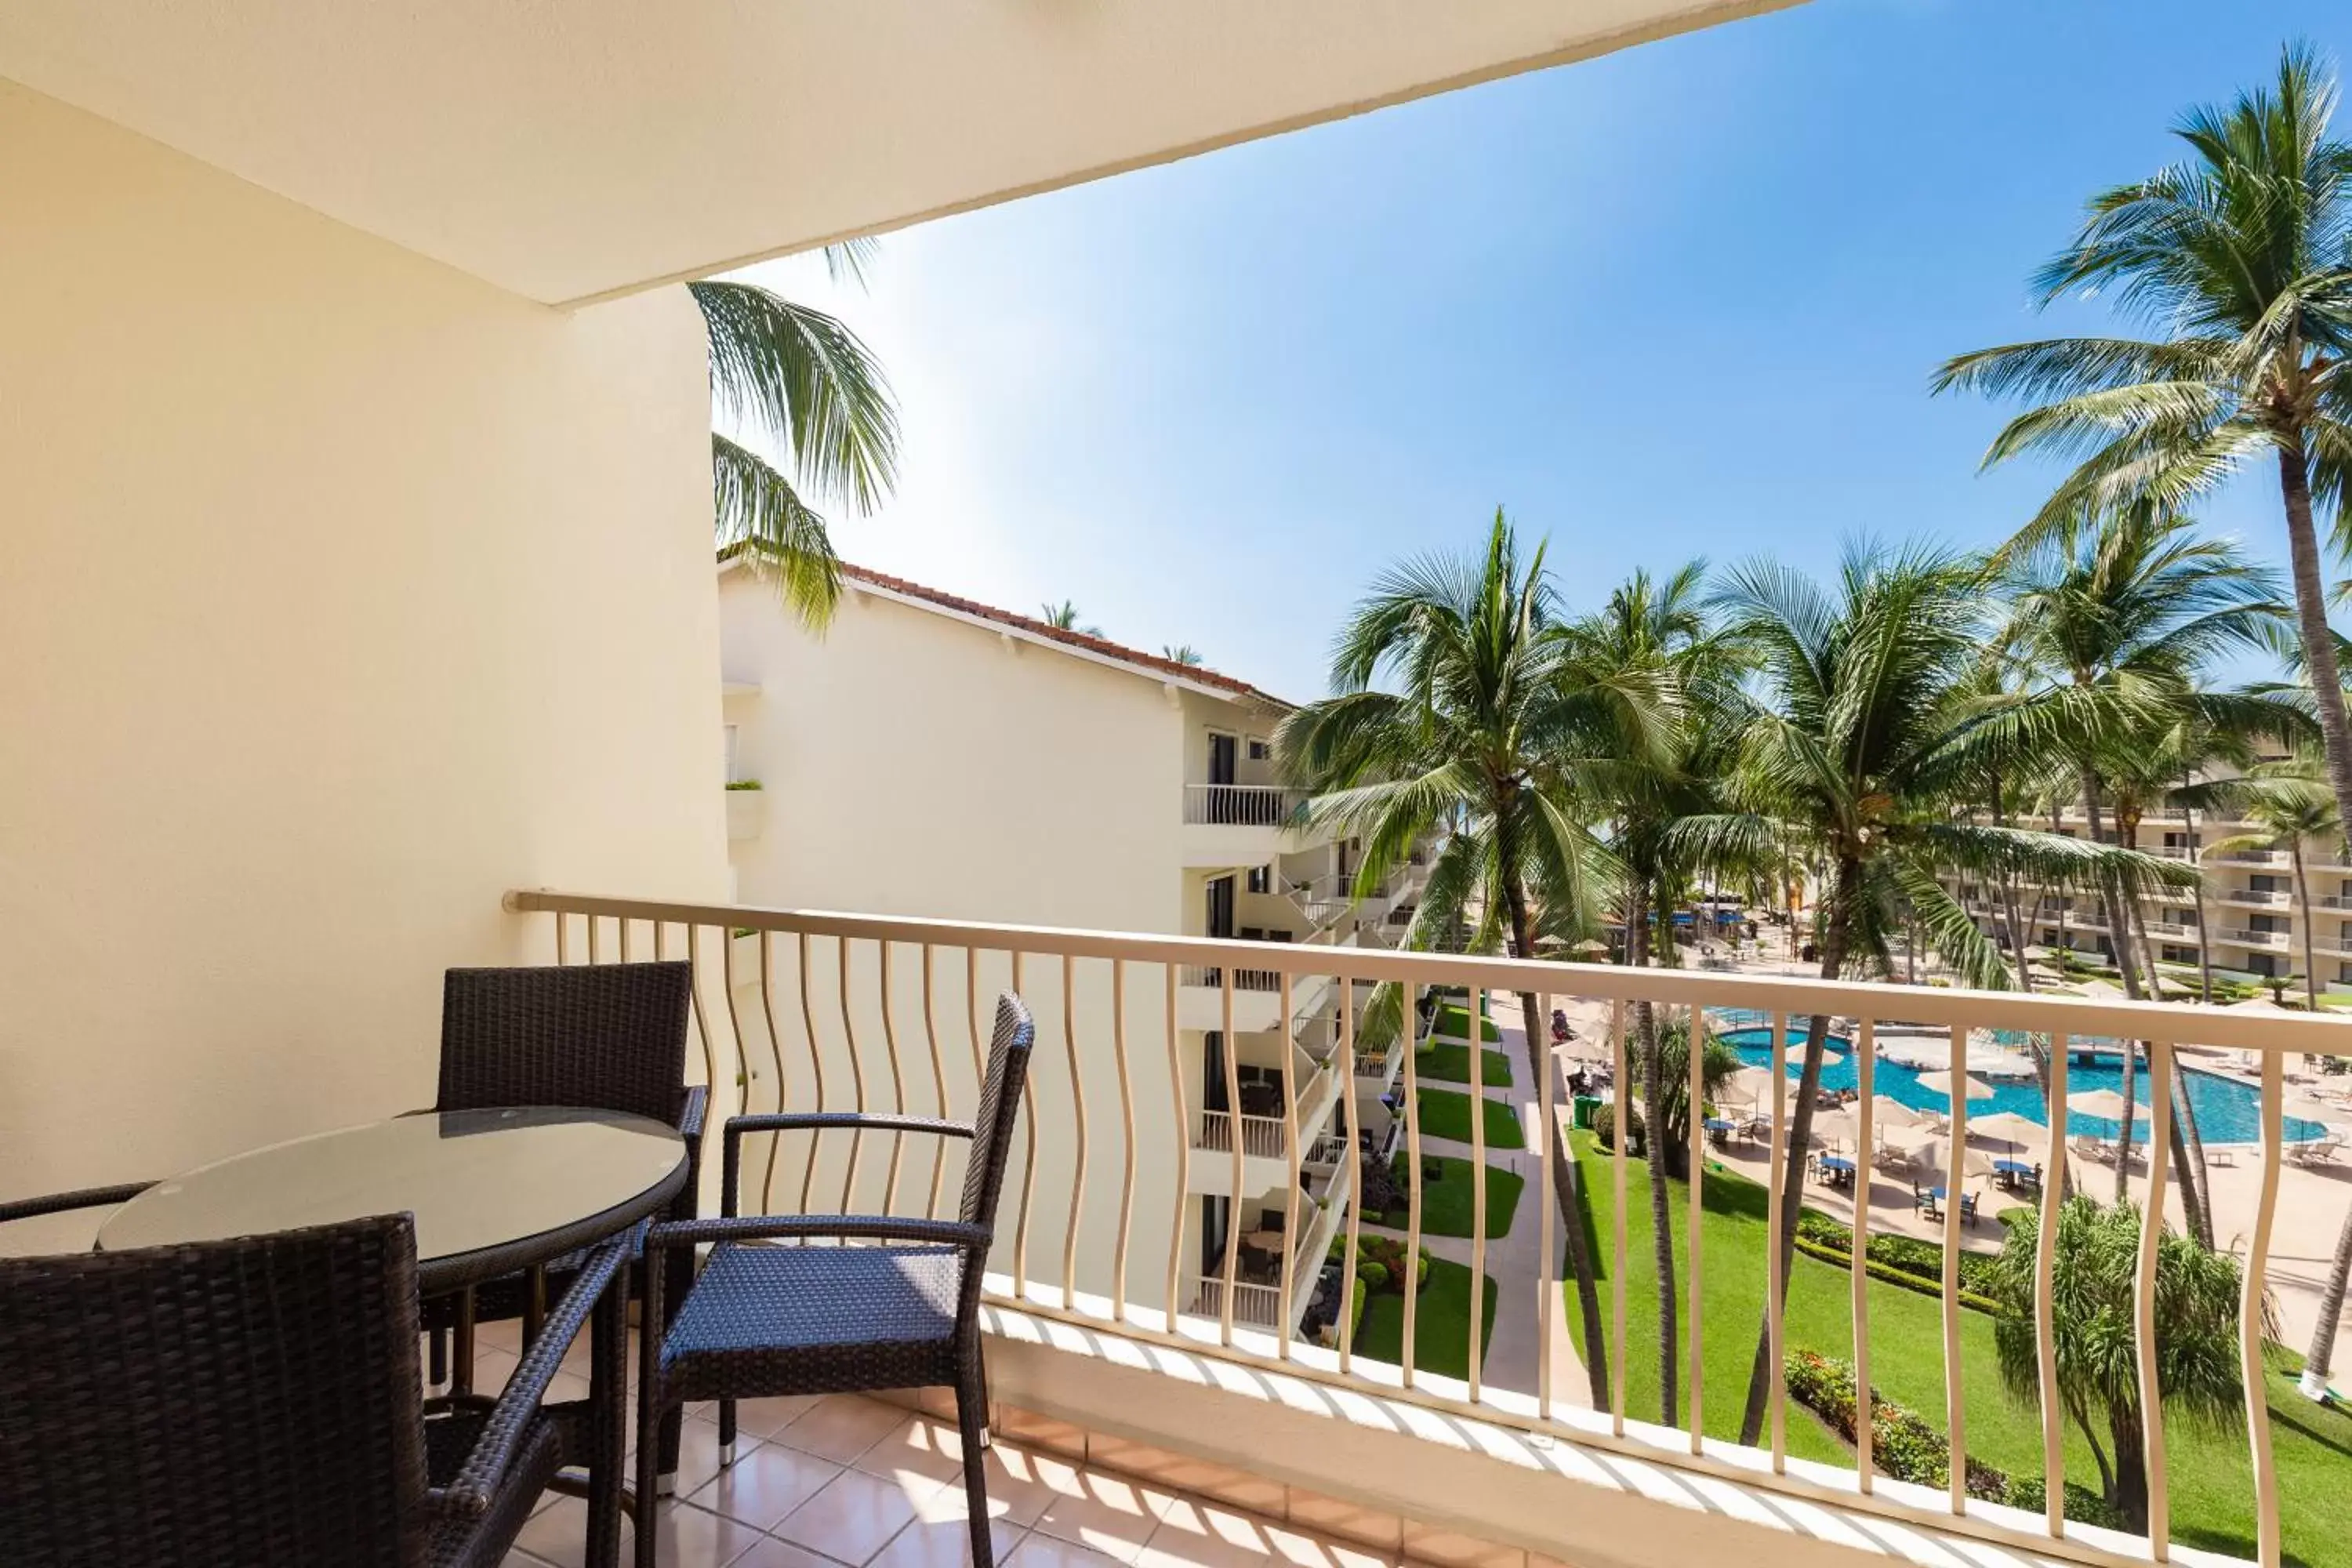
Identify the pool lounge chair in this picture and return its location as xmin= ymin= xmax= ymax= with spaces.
xmin=2071 ymin=1134 xmax=2112 ymax=1164
xmin=2288 ymin=1134 xmax=2345 ymax=1166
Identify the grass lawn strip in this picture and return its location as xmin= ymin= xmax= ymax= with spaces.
xmin=1431 ymin=1002 xmax=1501 ymax=1042
xmin=1560 ymin=1132 xmax=2352 ymax=1567
xmin=1355 ymin=1255 xmax=1498 ymax=1381
xmin=1415 ymin=1040 xmax=1516 ymax=1088
xmin=1372 ymin=1152 xmax=1524 ymax=1239
xmin=1414 ymin=1087 xmax=1526 ymax=1149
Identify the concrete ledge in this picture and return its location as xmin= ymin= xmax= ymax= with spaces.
xmin=975 ymin=1299 xmax=2221 ymax=1568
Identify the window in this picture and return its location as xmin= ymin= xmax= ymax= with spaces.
xmin=1247 ymin=865 xmax=1270 ymax=895
xmin=1247 ymin=739 xmax=1270 ymax=761
xmin=2164 ymin=945 xmax=2197 ymax=964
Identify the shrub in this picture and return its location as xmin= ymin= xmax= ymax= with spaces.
xmin=1352 ymin=1234 xmax=1433 ymax=1293
xmin=1796 ymin=1210 xmax=1853 ymax=1250
xmin=1784 ymin=1349 xmax=2005 ymax=1497
xmin=1791 ymin=1236 xmax=2002 ymax=1315
xmin=1357 ymin=1261 xmax=1390 ymax=1293
xmin=2005 ymin=1475 xmax=2125 ymax=1530
xmin=1594 ymin=1101 xmax=1644 ymax=1152
xmin=724 ymin=779 xmax=763 ymax=790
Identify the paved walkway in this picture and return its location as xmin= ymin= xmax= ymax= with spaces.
xmin=1371 ymin=1006 xmax=1592 ymax=1409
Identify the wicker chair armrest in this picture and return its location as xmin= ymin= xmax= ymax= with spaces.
xmin=728 ymin=1112 xmax=973 ymax=1139
xmin=0 ymin=1181 xmax=154 ymax=1226
xmin=426 ymin=1223 xmax=636 ymax=1519
xmin=719 ymin=1112 xmax=971 ymax=1217
xmin=678 ymin=1084 xmax=710 ymax=1144
xmin=649 ymin=1214 xmax=992 ymax=1250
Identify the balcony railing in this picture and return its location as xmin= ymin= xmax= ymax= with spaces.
xmin=1181 ymin=783 xmax=1304 ymax=827
xmin=2222 ymin=887 xmax=2294 ymax=908
xmin=2217 ymin=927 xmax=2292 ymax=949
xmin=2142 ymin=919 xmax=2200 ymax=939
xmin=1196 ymin=1108 xmax=1287 ymax=1159
xmin=506 ymin=886 xmax=2352 ymax=1568
xmin=2214 ymin=849 xmax=2293 ymax=867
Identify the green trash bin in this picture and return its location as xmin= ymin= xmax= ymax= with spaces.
xmin=1572 ymin=1095 xmax=1601 ymax=1131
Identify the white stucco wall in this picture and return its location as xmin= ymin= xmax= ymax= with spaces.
xmin=0 ymin=81 xmax=728 ymax=1217
xmin=720 ymin=572 xmax=1188 ymax=933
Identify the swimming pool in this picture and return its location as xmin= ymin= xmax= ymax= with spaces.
xmin=1713 ymin=1026 xmax=2325 ymax=1145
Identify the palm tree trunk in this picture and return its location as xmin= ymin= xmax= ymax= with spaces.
xmin=1504 ymin=872 xmax=1608 ymax=1409
xmin=1992 ymin=776 xmax=2036 ymax=993
xmin=2123 ymin=891 xmax=2213 ymax=1241
xmin=2295 ymin=840 xmax=2320 ymax=1011
xmin=2183 ymin=776 xmax=2217 ymax=1004
xmin=2279 ymin=443 xmax=2352 ymax=878
xmin=2170 ymin=1057 xmax=2214 ymax=1248
xmin=1626 ymin=878 xmax=1677 ymax=1425
xmin=2303 ymin=1207 xmax=2352 ymax=1399
xmin=1737 ymin=858 xmax=1851 ymax=1445
xmin=2114 ymin=1036 xmax=2138 ymax=1204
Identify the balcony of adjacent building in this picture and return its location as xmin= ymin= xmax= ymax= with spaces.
xmin=1186 ymin=1141 xmax=1358 ymax=1336
xmin=1181 ymin=784 xmax=1318 ymax=868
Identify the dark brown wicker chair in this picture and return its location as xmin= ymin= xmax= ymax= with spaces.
xmin=424 ymin=961 xmax=703 ymax=1482
xmin=633 ymin=993 xmax=1035 ymax=1568
xmin=0 ymin=1196 xmax=630 ymax=1568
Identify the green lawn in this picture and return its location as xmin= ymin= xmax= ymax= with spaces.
xmin=1563 ymin=1132 xmax=2352 ymax=1568
xmin=1414 ymin=1087 xmax=1526 ymax=1149
xmin=1372 ymin=1153 xmax=1524 ymax=1239
xmin=1415 ymin=1040 xmax=1515 ymax=1087
xmin=1356 ymin=1256 xmax=1498 ymax=1381
xmin=1431 ymin=1002 xmax=1501 ymax=1042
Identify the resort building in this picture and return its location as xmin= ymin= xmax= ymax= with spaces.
xmin=719 ymin=559 xmax=1432 ymax=1330
xmin=1947 ymin=787 xmax=2352 ymax=990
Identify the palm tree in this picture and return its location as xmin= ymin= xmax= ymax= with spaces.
xmin=2194 ymin=761 xmax=2340 ymax=1011
xmin=1670 ymin=543 xmax=2199 ymax=1445
xmin=696 ymin=244 xmax=899 ymax=626
xmin=1936 ymin=44 xmax=2352 ymax=916
xmin=1981 ymin=1197 xmax=2267 ymax=1533
xmin=1040 ymin=601 xmax=1103 ymax=636
xmin=1991 ymin=509 xmax=2283 ymax=998
xmin=1562 ymin=561 xmax=1742 ymax=1425
xmin=1163 ymin=644 xmax=1206 ymax=666
xmin=1276 ymin=510 xmax=1678 ymax=1408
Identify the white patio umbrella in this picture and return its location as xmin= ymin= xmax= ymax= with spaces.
xmin=1914 ymin=1134 xmax=1996 ymax=1183
xmin=1871 ymin=1095 xmax=1931 ymax=1131
xmin=2067 ymin=1087 xmax=2149 ymax=1144
xmin=1916 ymin=1070 xmax=1994 ymax=1105
xmin=1965 ymin=1110 xmax=2045 ymax=1159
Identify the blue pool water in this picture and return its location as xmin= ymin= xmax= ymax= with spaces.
xmin=1713 ymin=1026 xmax=2325 ymax=1145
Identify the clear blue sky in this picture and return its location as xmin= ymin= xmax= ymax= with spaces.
xmin=729 ymin=0 xmax=2351 ymax=704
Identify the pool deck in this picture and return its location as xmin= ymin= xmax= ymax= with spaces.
xmin=1543 ymin=933 xmax=2352 ymax=1392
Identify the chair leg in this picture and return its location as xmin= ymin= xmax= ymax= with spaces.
xmin=426 ymin=1325 xmax=448 ymax=1388
xmin=655 ymin=1237 xmax=692 ymax=1488
xmin=719 ymin=1398 xmax=738 ymax=1467
xmin=452 ymin=1289 xmax=477 ymax=1397
xmin=954 ymin=1362 xmax=995 ymax=1568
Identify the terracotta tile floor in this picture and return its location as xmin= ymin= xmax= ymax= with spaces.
xmin=496 ymin=1389 xmax=1436 ymax=1568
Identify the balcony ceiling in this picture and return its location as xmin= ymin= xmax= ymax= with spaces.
xmin=0 ymin=0 xmax=1795 ymax=306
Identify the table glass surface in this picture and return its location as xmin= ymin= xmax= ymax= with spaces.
xmin=98 ymin=1107 xmax=686 ymax=1269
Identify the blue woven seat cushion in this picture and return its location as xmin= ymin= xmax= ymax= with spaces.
xmin=660 ymin=1243 xmax=964 ymax=1401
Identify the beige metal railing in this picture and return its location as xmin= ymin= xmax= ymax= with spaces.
xmin=506 ymin=887 xmax=2352 ymax=1568
xmin=1181 ymin=782 xmax=1305 ymax=827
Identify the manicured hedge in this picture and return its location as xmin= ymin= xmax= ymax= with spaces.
xmin=1783 ymin=1349 xmax=2121 ymax=1527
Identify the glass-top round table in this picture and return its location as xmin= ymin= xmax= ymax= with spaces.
xmin=98 ymin=1106 xmax=690 ymax=1294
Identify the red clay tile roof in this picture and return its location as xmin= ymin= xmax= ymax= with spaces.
xmin=834 ymin=561 xmax=1293 ymax=709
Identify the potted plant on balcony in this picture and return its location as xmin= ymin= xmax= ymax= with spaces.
xmin=724 ymin=778 xmax=764 ymax=840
